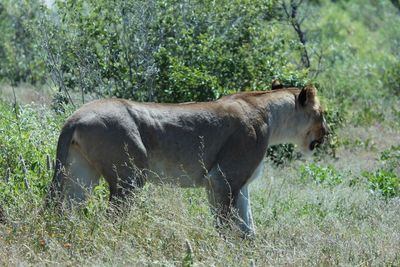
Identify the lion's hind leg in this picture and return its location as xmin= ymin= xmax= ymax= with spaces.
xmin=62 ymin=146 xmax=100 ymax=207
xmin=102 ymin=162 xmax=147 ymax=207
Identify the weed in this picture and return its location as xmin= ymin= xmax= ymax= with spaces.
xmin=354 ymin=105 xmax=385 ymax=126
xmin=362 ymin=146 xmax=400 ymax=199
xmin=380 ymin=145 xmax=400 ymax=173
xmin=300 ymin=163 xmax=344 ymax=187
xmin=363 ymin=169 xmax=399 ymax=199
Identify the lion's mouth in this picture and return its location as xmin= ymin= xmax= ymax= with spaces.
xmin=309 ymin=139 xmax=323 ymax=151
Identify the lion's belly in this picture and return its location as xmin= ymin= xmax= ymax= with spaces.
xmin=146 ymin=157 xmax=207 ymax=188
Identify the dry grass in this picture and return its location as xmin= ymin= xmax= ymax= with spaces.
xmin=1 ymin=125 xmax=399 ymax=266
xmin=0 ymin=83 xmax=53 ymax=105
xmin=0 ymin=86 xmax=399 ymax=266
xmin=328 ymin=124 xmax=400 ymax=175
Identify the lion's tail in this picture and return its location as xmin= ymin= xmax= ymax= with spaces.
xmin=46 ymin=122 xmax=76 ymax=206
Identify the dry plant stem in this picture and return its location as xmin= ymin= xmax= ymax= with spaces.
xmin=0 ymin=206 xmax=5 ymax=223
xmin=38 ymin=16 xmax=75 ymax=108
xmin=282 ymin=0 xmax=310 ymax=69
xmin=11 ymin=86 xmax=22 ymax=136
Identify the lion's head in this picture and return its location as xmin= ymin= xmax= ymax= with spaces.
xmin=295 ymin=84 xmax=329 ymax=153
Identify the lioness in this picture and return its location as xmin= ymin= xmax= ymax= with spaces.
xmin=48 ymin=82 xmax=327 ymax=236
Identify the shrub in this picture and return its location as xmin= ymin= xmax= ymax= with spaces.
xmin=363 ymin=170 xmax=399 ymax=199
xmin=315 ymin=102 xmax=346 ymax=159
xmin=380 ymin=145 xmax=400 ymax=172
xmin=363 ymin=146 xmax=400 ymax=199
xmin=383 ymin=62 xmax=400 ymax=96
xmin=267 ymin=144 xmax=300 ymax=166
xmin=300 ymin=163 xmax=344 ymax=187
xmin=0 ymin=101 xmax=64 ymax=205
xmin=0 ymin=0 xmax=46 ymax=84
xmin=155 ymin=52 xmax=222 ymax=102
xmin=36 ymin=0 xmax=309 ymax=103
xmin=354 ymin=105 xmax=385 ymax=126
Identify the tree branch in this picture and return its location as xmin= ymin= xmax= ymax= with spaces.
xmin=282 ymin=0 xmax=310 ymax=68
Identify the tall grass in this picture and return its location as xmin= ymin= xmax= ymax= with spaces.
xmin=1 ymin=156 xmax=399 ymax=265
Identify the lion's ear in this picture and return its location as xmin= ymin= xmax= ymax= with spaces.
xmin=271 ymin=80 xmax=284 ymax=90
xmin=298 ymin=84 xmax=317 ymax=107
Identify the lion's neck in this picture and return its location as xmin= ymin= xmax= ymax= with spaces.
xmin=264 ymin=94 xmax=302 ymax=146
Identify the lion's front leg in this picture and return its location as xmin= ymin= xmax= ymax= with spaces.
xmin=206 ymin=164 xmax=236 ymax=230
xmin=235 ymin=185 xmax=255 ymax=236
xmin=206 ymin=163 xmax=257 ymax=237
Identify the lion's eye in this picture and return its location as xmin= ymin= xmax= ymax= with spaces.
xmin=318 ymin=111 xmax=325 ymax=120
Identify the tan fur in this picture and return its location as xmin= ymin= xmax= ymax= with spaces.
xmin=48 ymin=84 xmax=328 ymax=236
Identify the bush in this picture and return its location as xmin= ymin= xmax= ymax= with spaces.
xmin=363 ymin=170 xmax=399 ymax=199
xmin=315 ymin=102 xmax=346 ymax=159
xmin=155 ymin=51 xmax=222 ymax=102
xmin=300 ymin=163 xmax=344 ymax=187
xmin=362 ymin=146 xmax=400 ymax=199
xmin=36 ymin=0 xmax=310 ymax=103
xmin=267 ymin=144 xmax=300 ymax=166
xmin=380 ymin=145 xmax=400 ymax=172
xmin=383 ymin=62 xmax=400 ymax=96
xmin=0 ymin=101 xmax=65 ymax=206
xmin=0 ymin=0 xmax=46 ymax=84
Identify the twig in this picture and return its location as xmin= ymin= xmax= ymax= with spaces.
xmin=38 ymin=13 xmax=75 ymax=108
xmin=310 ymin=46 xmax=325 ymax=79
xmin=11 ymin=86 xmax=22 ymax=136
xmin=19 ymin=154 xmax=31 ymax=193
xmin=281 ymin=0 xmax=310 ymax=68
xmin=46 ymin=154 xmax=52 ymax=171
xmin=4 ymin=168 xmax=10 ymax=183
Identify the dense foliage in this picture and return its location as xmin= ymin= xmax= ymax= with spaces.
xmin=0 ymin=0 xmax=398 ymax=104
xmin=0 ymin=0 xmax=45 ymax=85
xmin=0 ymin=100 xmax=66 ymax=207
xmin=1 ymin=0 xmax=309 ymax=102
